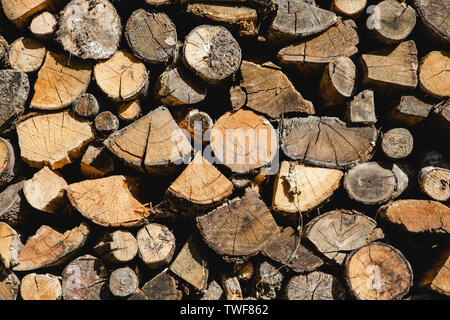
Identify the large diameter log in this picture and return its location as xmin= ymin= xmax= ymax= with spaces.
xmin=381 ymin=128 xmax=414 ymax=160
xmin=8 ymin=37 xmax=46 ymax=73
xmin=331 ymin=0 xmax=366 ymax=18
xmin=0 ymin=269 xmax=20 ymax=300
xmin=387 ymin=95 xmax=433 ymax=126
xmin=0 ymin=180 xmax=29 ymax=227
xmin=137 ymin=223 xmax=176 ymax=269
xmin=419 ymin=167 xmax=450 ymax=202
xmin=414 ymin=0 xmax=450 ymax=45
xmin=0 ymin=0 xmax=57 ymax=28
xmin=280 ymin=116 xmax=378 ymax=170
xmin=284 ymin=271 xmax=346 ymax=300
xmin=128 ymin=269 xmax=182 ymax=300
xmin=0 ymin=222 xmax=23 ymax=269
xmin=344 ymin=242 xmax=413 ymax=300
xmin=109 ymin=267 xmax=139 ymax=298
xmin=20 ymin=273 xmax=62 ymax=300
xmin=93 ymin=230 xmax=138 ymax=264
xmin=29 ymin=11 xmax=57 ymax=39
xmin=0 ymin=138 xmax=18 ymax=187
xmin=344 ymin=89 xmax=377 ymax=125
xmin=57 ymin=0 xmax=121 ymax=60
xmin=418 ymin=51 xmax=450 ymax=99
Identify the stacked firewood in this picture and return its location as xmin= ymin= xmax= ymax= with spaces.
xmin=0 ymin=0 xmax=449 ymax=301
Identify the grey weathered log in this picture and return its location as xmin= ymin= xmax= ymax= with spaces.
xmin=284 ymin=271 xmax=346 ymax=300
xmin=72 ymin=93 xmax=100 ymax=119
xmin=387 ymin=95 xmax=433 ymax=126
xmin=95 ymin=111 xmax=120 ymax=135
xmin=344 ymin=89 xmax=376 ymax=124
xmin=414 ymin=0 xmax=450 ymax=45
xmin=0 ymin=35 xmax=9 ymax=68
xmin=0 ymin=179 xmax=29 ymax=227
xmin=128 ymin=269 xmax=182 ymax=300
xmin=0 ymin=268 xmax=20 ymax=300
xmin=109 ymin=267 xmax=139 ymax=298
xmin=254 ymin=261 xmax=283 ymax=300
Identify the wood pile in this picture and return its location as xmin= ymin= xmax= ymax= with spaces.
xmin=0 ymin=0 xmax=449 ymax=301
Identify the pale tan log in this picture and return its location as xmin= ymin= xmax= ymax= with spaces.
xmin=331 ymin=0 xmax=366 ymax=18
xmin=284 ymin=271 xmax=346 ymax=300
xmin=0 ymin=35 xmax=8 ymax=68
xmin=419 ymin=167 xmax=450 ymax=202
xmin=117 ymin=100 xmax=142 ymax=122
xmin=20 ymin=273 xmax=62 ymax=300
xmin=109 ymin=267 xmax=139 ymax=298
xmin=137 ymin=223 xmax=176 ymax=269
xmin=418 ymin=51 xmax=450 ymax=99
xmin=381 ymin=128 xmax=414 ymax=160
xmin=0 ymin=137 xmax=17 ymax=187
xmin=94 ymin=230 xmax=138 ymax=264
xmin=344 ymin=89 xmax=377 ymax=124
xmin=0 ymin=0 xmax=58 ymax=28
xmin=8 ymin=37 xmax=46 ymax=73
xmin=80 ymin=145 xmax=115 ymax=179
xmin=144 ymin=0 xmax=172 ymax=6
xmin=29 ymin=11 xmax=57 ymax=39
xmin=0 ymin=222 xmax=23 ymax=269
xmin=0 ymin=269 xmax=20 ymax=300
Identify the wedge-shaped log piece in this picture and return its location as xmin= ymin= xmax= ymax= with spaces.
xmin=414 ymin=0 xmax=450 ymax=45
xmin=0 ymin=222 xmax=23 ymax=269
xmin=13 ymin=223 xmax=90 ymax=271
xmin=0 ymin=0 xmax=57 ymax=28
xmin=196 ymin=189 xmax=279 ymax=258
xmin=128 ymin=269 xmax=182 ymax=300
xmin=418 ymin=51 xmax=450 ymax=99
xmin=280 ymin=116 xmax=377 ymax=169
xmin=67 ymin=175 xmax=150 ymax=227
xmin=80 ymin=145 xmax=115 ymax=179
xmin=20 ymin=273 xmax=62 ymax=300
xmin=17 ymin=111 xmax=95 ymax=170
xmin=418 ymin=247 xmax=450 ymax=296
xmin=284 ymin=271 xmax=346 ymax=300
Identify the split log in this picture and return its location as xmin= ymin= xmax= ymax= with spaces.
xmin=0 ymin=138 xmax=17 ymax=187
xmin=29 ymin=11 xmax=57 ymax=39
xmin=344 ymin=242 xmax=413 ymax=300
xmin=8 ymin=37 xmax=46 ymax=73
xmin=387 ymin=95 xmax=433 ymax=126
xmin=196 ymin=189 xmax=279 ymax=259
xmin=391 ymin=162 xmax=414 ymax=198
xmin=359 ymin=41 xmax=418 ymax=95
xmin=80 ymin=145 xmax=115 ymax=179
xmin=30 ymin=51 xmax=92 ymax=110
xmin=62 ymin=254 xmax=109 ymax=300
xmin=272 ymin=161 xmax=343 ymax=214
xmin=304 ymin=209 xmax=384 ymax=264
xmin=93 ymin=230 xmax=138 ymax=264
xmin=13 ymin=223 xmax=90 ymax=271
xmin=222 ymin=274 xmax=243 ymax=300
xmin=109 ymin=267 xmax=139 ymax=298
xmin=118 ymin=100 xmax=142 ymax=122
xmin=0 ymin=69 xmax=29 ymax=134
xmin=125 ymin=10 xmax=177 ymax=65
xmin=263 ymin=227 xmax=323 ymax=272
xmin=72 ymin=93 xmax=100 ymax=119
xmin=154 ymin=67 xmax=207 ymax=107
xmin=331 ymin=0 xmax=366 ymax=18
xmin=418 ymin=51 xmax=450 ymax=99
xmin=17 ymin=111 xmax=95 ymax=169
xmin=0 ymin=269 xmax=20 ymax=300
xmin=23 ymin=166 xmax=68 ymax=214
xmin=343 ymin=162 xmax=397 ymax=205
xmin=129 ymin=269 xmax=182 ymax=300
xmin=381 ymin=128 xmax=414 ymax=159
xmin=419 ymin=167 xmax=450 ymax=202
xmin=104 ymin=106 xmax=192 ymax=174
xmin=318 ymin=57 xmax=357 ymax=107
xmin=230 ymin=61 xmax=314 ymax=119
xmin=267 ymin=0 xmax=337 ymax=44
xmin=175 ymin=108 xmax=214 ymax=141
xmin=210 ymin=109 xmax=278 ymax=173
xmin=344 ymin=89 xmax=377 ymax=124
xmin=95 ymin=111 xmax=120 ymax=135
xmin=284 ymin=271 xmax=346 ymax=300
xmin=0 ymin=0 xmax=57 ymax=28
xmin=94 ymin=50 xmax=149 ymax=102
xmin=169 ymin=235 xmax=209 ymax=291
xmin=183 ymin=25 xmax=242 ymax=84
xmin=201 ymin=281 xmax=223 ymax=300
xmin=414 ymin=0 xmax=450 ymax=45
xmin=0 ymin=222 xmax=23 ymax=269
xmin=20 ymin=273 xmax=62 ymax=300
xmin=280 ymin=116 xmax=378 ymax=170
xmin=254 ymin=261 xmax=283 ymax=300
xmin=57 ymin=0 xmax=121 ymax=60
xmin=418 ymin=247 xmax=450 ymax=296
xmin=137 ymin=223 xmax=176 ymax=269
xmin=0 ymin=180 xmax=29 ymax=227
xmin=67 ymin=175 xmax=150 ymax=227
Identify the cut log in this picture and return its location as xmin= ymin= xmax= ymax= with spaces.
xmin=20 ymin=273 xmax=62 ymax=300
xmin=186 ymin=4 xmax=258 ymax=37
xmin=13 ymin=223 xmax=90 ymax=271
xmin=183 ymin=25 xmax=242 ymax=84
xmin=170 ymin=235 xmax=209 ymax=291
xmin=29 ymin=11 xmax=57 ymax=39
xmin=344 ymin=89 xmax=377 ymax=124
xmin=0 ymin=69 xmax=29 ymax=134
xmin=359 ymin=40 xmax=418 ymax=95
xmin=254 ymin=261 xmax=283 ymax=300
xmin=128 ymin=269 xmax=182 ymax=300
xmin=62 ymin=254 xmax=109 ymax=300
xmin=210 ymin=109 xmax=278 ymax=173
xmin=222 ymin=274 xmax=243 ymax=300
xmin=414 ymin=0 xmax=450 ymax=45
xmin=272 ymin=161 xmax=343 ymax=214
xmin=0 ymin=180 xmax=29 ymax=227
xmin=267 ymin=0 xmax=337 ymax=44
xmin=175 ymin=108 xmax=214 ymax=141
xmin=137 ymin=223 xmax=176 ymax=269
xmin=23 ymin=166 xmax=68 ymax=214
xmin=280 ymin=116 xmax=378 ymax=170
xmin=418 ymin=247 xmax=450 ymax=296
xmin=0 ymin=137 xmax=17 ymax=187
xmin=8 ymin=37 xmax=46 ymax=73
xmin=391 ymin=162 xmax=414 ymax=198
xmin=30 ymin=51 xmax=92 ymax=110
xmin=196 ymin=189 xmax=279 ymax=259
xmin=72 ymin=93 xmax=100 ymax=119
xmin=319 ymin=57 xmax=357 ymax=107
xmin=418 ymin=51 xmax=450 ymax=99
xmin=381 ymin=128 xmax=414 ymax=159
xmin=344 ymin=242 xmax=413 ymax=300
xmin=67 ymin=175 xmax=150 ymax=227
xmin=0 ymin=0 xmax=57 ymax=28
xmin=109 ymin=267 xmax=139 ymax=298
xmin=118 ymin=100 xmax=142 ymax=122
xmin=419 ymin=167 xmax=450 ymax=202
xmin=94 ymin=50 xmax=149 ymax=102
xmin=93 ymin=230 xmax=138 ymax=264
xmin=17 ymin=111 xmax=95 ymax=169
xmin=331 ymin=0 xmax=366 ymax=18
xmin=57 ymin=0 xmax=121 ymax=60
xmin=95 ymin=111 xmax=119 ymax=135
xmin=125 ymin=10 xmax=177 ymax=65
xmin=104 ymin=106 xmax=192 ymax=174
xmin=284 ymin=271 xmax=346 ymax=300
xmin=0 ymin=269 xmax=20 ymax=300
xmin=0 ymin=35 xmax=9 ymax=68
xmin=304 ymin=209 xmax=384 ymax=264
xmin=387 ymin=95 xmax=433 ymax=126
xmin=343 ymin=162 xmax=397 ymax=205
xmin=0 ymin=222 xmax=23 ymax=269
xmin=201 ymin=281 xmax=223 ymax=300
xmin=80 ymin=145 xmax=115 ymax=179
xmin=231 ymin=61 xmax=314 ymax=119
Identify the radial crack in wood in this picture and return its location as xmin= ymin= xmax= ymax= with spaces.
xmin=284 ymin=271 xmax=346 ymax=300
xmin=418 ymin=51 xmax=450 ymax=99
xmin=20 ymin=273 xmax=62 ymax=300
xmin=137 ymin=223 xmax=176 ymax=269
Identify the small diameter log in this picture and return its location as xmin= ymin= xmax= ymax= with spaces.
xmin=0 ymin=0 xmax=57 ymax=28
xmin=137 ymin=223 xmax=176 ymax=269
xmin=343 ymin=162 xmax=397 ymax=205
xmin=129 ymin=269 xmax=182 ymax=300
xmin=118 ymin=100 xmax=142 ymax=122
xmin=17 ymin=111 xmax=95 ymax=169
xmin=381 ymin=128 xmax=414 ymax=160
xmin=30 ymin=51 xmax=92 ymax=110
xmin=29 ymin=11 xmax=57 ymax=39
xmin=94 ymin=50 xmax=149 ymax=102
xmin=144 ymin=0 xmax=172 ymax=6
xmin=57 ymin=0 xmax=121 ymax=60
xmin=14 ymin=223 xmax=90 ymax=271
xmin=418 ymin=247 xmax=450 ymax=296
xmin=319 ymin=57 xmax=357 ymax=107
xmin=109 ymin=267 xmax=139 ymax=298
xmin=0 ymin=35 xmax=9 ymax=68
xmin=344 ymin=89 xmax=377 ymax=125
xmin=201 ymin=281 xmax=224 ymax=300
xmin=67 ymin=175 xmax=150 ymax=227
xmin=183 ymin=25 xmax=242 ymax=85
xmin=20 ymin=273 xmax=62 ymax=300
xmin=331 ymin=0 xmax=366 ymax=18
xmin=254 ymin=261 xmax=283 ymax=300
xmin=304 ymin=210 xmax=384 ymax=264
xmin=0 ymin=69 xmax=29 ymax=134
xmin=0 ymin=222 xmax=23 ymax=269
xmin=419 ymin=167 xmax=450 ymax=202
xmin=0 ymin=269 xmax=20 ymax=300
xmin=93 ymin=230 xmax=138 ymax=264
xmin=62 ymin=254 xmax=109 ymax=300
xmin=391 ymin=162 xmax=414 ymax=198
xmin=0 ymin=138 xmax=17 ymax=187
xmin=418 ymin=51 xmax=450 ymax=99
xmin=0 ymin=180 xmax=29 ymax=227
xmin=222 ymin=274 xmax=243 ymax=300
xmin=387 ymin=95 xmax=433 ymax=126
xmin=72 ymin=93 xmax=100 ymax=119
xmin=126 ymin=10 xmax=177 ymax=65
xmin=80 ymin=145 xmax=115 ymax=179
xmin=95 ymin=111 xmax=120 ymax=135
xmin=284 ymin=271 xmax=346 ymax=300
xmin=8 ymin=37 xmax=46 ymax=73
xmin=175 ymin=109 xmax=214 ymax=141
xmin=344 ymin=242 xmax=413 ymax=300
xmin=414 ymin=0 xmax=450 ymax=45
